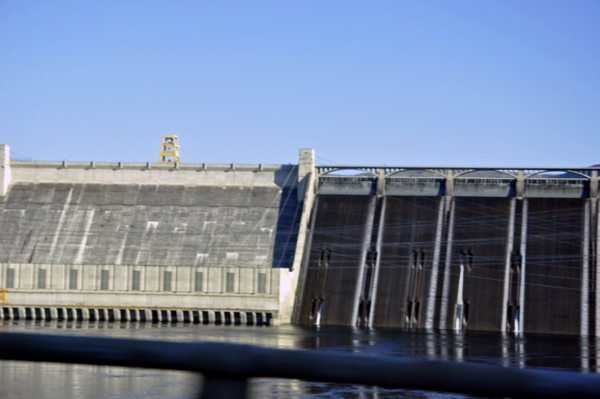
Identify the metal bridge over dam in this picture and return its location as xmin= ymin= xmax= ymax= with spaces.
xmin=1 ymin=144 xmax=599 ymax=335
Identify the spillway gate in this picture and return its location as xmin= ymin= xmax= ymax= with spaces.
xmin=294 ymin=165 xmax=600 ymax=336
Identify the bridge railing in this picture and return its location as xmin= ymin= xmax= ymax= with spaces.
xmin=1 ymin=332 xmax=600 ymax=399
xmin=316 ymin=165 xmax=600 ymax=198
xmin=316 ymin=165 xmax=600 ymax=179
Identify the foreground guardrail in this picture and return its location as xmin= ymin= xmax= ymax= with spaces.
xmin=1 ymin=333 xmax=599 ymax=399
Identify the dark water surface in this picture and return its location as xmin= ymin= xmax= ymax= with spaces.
xmin=0 ymin=320 xmax=597 ymax=398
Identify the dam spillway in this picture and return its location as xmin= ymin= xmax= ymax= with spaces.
xmin=294 ymin=166 xmax=600 ymax=336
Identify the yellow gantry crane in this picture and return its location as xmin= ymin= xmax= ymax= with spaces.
xmin=158 ymin=135 xmax=181 ymax=163
xmin=0 ymin=289 xmax=8 ymax=305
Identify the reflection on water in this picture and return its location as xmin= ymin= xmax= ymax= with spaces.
xmin=0 ymin=320 xmax=598 ymax=398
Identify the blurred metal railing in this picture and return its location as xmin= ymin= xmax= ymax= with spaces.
xmin=1 ymin=332 xmax=600 ymax=399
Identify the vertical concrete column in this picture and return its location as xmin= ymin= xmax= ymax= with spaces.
xmin=61 ymin=308 xmax=68 ymax=321
xmin=590 ymin=170 xmax=598 ymax=200
xmin=376 ymin=168 xmax=386 ymax=197
xmin=518 ymin=199 xmax=529 ymax=333
xmin=445 ymin=169 xmax=454 ymax=198
xmin=0 ymin=144 xmax=11 ymax=196
xmin=240 ymin=312 xmax=247 ymax=325
xmin=439 ymin=199 xmax=456 ymax=330
xmin=175 ymin=310 xmax=183 ymax=322
xmin=291 ymin=195 xmax=320 ymax=323
xmin=133 ymin=309 xmax=139 ymax=322
xmin=30 ymin=308 xmax=37 ymax=320
xmin=208 ymin=311 xmax=215 ymax=323
xmin=351 ymin=196 xmax=377 ymax=326
xmin=50 ymin=308 xmax=58 ymax=320
xmin=425 ymin=198 xmax=446 ymax=330
xmin=581 ymin=200 xmax=591 ymax=336
xmin=17 ymin=307 xmax=25 ymax=320
xmin=143 ymin=309 xmax=152 ymax=322
xmin=285 ymin=149 xmax=318 ymax=323
xmin=516 ymin=170 xmax=525 ymax=199
xmin=0 ymin=307 xmax=4 ymax=320
xmin=113 ymin=309 xmax=121 ymax=321
xmin=81 ymin=308 xmax=90 ymax=321
xmin=368 ymin=196 xmax=387 ymax=328
xmin=297 ymin=149 xmax=315 ymax=201
xmin=501 ymin=198 xmax=517 ymax=333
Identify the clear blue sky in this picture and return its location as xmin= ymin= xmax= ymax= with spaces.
xmin=1 ymin=1 xmax=598 ymax=166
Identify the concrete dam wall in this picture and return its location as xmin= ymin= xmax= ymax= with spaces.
xmin=0 ymin=145 xmax=315 ymax=323
xmin=2 ymin=142 xmax=599 ymax=335
xmin=294 ymin=166 xmax=600 ymax=335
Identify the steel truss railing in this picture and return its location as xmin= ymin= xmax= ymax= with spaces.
xmin=1 ymin=333 xmax=600 ymax=398
xmin=316 ymin=165 xmax=600 ymax=179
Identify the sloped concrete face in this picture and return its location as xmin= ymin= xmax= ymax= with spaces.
xmin=0 ymin=183 xmax=300 ymax=269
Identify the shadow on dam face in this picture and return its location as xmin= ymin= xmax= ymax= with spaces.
xmin=298 ymin=194 xmax=595 ymax=336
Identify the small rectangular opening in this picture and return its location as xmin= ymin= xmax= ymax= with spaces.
xmin=100 ymin=270 xmax=109 ymax=290
xmin=226 ymin=272 xmax=235 ymax=293
xmin=194 ymin=271 xmax=203 ymax=292
xmin=69 ymin=269 xmax=78 ymax=289
xmin=6 ymin=268 xmax=15 ymax=288
xmin=132 ymin=270 xmax=141 ymax=291
xmin=257 ymin=273 xmax=267 ymax=294
xmin=38 ymin=269 xmax=47 ymax=289
xmin=163 ymin=271 xmax=172 ymax=292
xmin=161 ymin=310 xmax=169 ymax=323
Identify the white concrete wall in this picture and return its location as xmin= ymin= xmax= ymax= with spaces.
xmin=0 ymin=263 xmax=281 ymax=312
xmin=10 ymin=161 xmax=296 ymax=188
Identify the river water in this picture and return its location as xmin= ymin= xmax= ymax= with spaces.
xmin=0 ymin=320 xmax=597 ymax=398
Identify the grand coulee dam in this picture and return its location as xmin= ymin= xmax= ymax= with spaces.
xmin=0 ymin=141 xmax=599 ymax=336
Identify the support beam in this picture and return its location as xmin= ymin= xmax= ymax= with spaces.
xmin=425 ymin=198 xmax=446 ymax=330
xmin=368 ymin=196 xmax=387 ymax=328
xmin=439 ymin=199 xmax=456 ymax=330
xmin=516 ymin=170 xmax=525 ymax=199
xmin=351 ymin=196 xmax=376 ymax=326
xmin=518 ymin=199 xmax=528 ymax=333
xmin=501 ymin=198 xmax=517 ymax=333
xmin=582 ymin=200 xmax=591 ymax=336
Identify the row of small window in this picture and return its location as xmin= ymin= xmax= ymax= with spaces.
xmin=4 ymin=269 xmax=268 ymax=294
